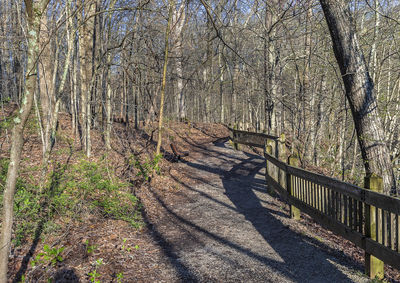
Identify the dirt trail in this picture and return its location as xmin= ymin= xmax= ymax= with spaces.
xmin=144 ymin=141 xmax=368 ymax=282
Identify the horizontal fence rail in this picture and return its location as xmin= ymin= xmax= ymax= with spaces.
xmin=227 ymin=126 xmax=278 ymax=148
xmin=228 ymin=128 xmax=400 ymax=277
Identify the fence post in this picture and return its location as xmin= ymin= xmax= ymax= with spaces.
xmin=278 ymin=133 xmax=286 ymax=188
xmin=365 ymin=174 xmax=384 ymax=279
xmin=265 ymin=143 xmax=274 ymax=195
xmin=287 ymin=154 xmax=300 ymax=220
xmin=267 ymin=139 xmax=278 ymax=181
xmin=233 ymin=123 xmax=239 ymax=150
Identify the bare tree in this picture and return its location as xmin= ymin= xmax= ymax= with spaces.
xmin=171 ymin=0 xmax=186 ymax=121
xmin=319 ymin=0 xmax=396 ymax=194
xmin=156 ymin=1 xmax=173 ymax=156
xmin=78 ymin=0 xmax=96 ymax=157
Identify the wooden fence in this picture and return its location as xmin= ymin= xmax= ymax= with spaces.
xmin=228 ymin=127 xmax=400 ymax=279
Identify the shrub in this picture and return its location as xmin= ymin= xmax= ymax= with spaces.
xmin=134 ymin=154 xmax=162 ymax=181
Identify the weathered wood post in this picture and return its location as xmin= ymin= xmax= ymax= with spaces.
xmin=278 ymin=133 xmax=286 ymax=188
xmin=365 ymin=174 xmax=384 ymax=279
xmin=265 ymin=143 xmax=274 ymax=195
xmin=287 ymin=154 xmax=300 ymax=220
xmin=267 ymin=138 xmax=278 ymax=182
xmin=233 ymin=123 xmax=239 ymax=150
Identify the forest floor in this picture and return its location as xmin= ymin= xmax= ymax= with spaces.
xmin=1 ymin=106 xmax=399 ymax=282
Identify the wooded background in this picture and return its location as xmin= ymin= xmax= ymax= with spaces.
xmin=0 ymin=0 xmax=399 ymax=186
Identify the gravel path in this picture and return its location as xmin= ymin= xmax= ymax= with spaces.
xmin=146 ymin=141 xmax=369 ymax=282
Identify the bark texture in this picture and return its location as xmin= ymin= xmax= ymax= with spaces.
xmin=38 ymin=15 xmax=56 ymax=153
xmin=319 ymin=0 xmax=396 ymax=194
xmin=0 ymin=0 xmax=46 ymax=280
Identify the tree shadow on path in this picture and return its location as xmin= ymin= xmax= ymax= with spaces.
xmin=183 ymin=141 xmax=364 ymax=282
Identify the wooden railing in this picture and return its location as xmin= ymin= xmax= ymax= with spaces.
xmin=228 ymin=127 xmax=400 ymax=278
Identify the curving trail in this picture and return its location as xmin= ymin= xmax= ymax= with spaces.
xmin=146 ymin=141 xmax=368 ymax=282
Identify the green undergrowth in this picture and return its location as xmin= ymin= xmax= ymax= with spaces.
xmin=0 ymin=110 xmax=39 ymax=134
xmin=0 ymin=115 xmax=14 ymax=131
xmin=0 ymin=156 xmax=142 ymax=247
xmin=54 ymin=158 xmax=142 ymax=227
xmin=0 ymin=159 xmax=41 ymax=246
xmin=132 ymin=153 xmax=162 ymax=181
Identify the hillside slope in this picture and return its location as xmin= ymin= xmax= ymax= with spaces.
xmin=0 ymin=105 xmax=228 ymax=282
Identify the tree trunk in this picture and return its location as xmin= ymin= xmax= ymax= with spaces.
xmin=40 ymin=1 xmax=74 ymax=189
xmin=156 ymin=1 xmax=173 ymax=155
xmin=218 ymin=45 xmax=224 ymax=123
xmin=105 ymin=64 xmax=112 ymax=149
xmin=319 ymin=0 xmax=396 ymax=194
xmin=303 ymin=0 xmax=313 ymax=162
xmin=134 ymin=84 xmax=138 ymax=129
xmin=0 ymin=0 xmax=47 ymax=280
xmin=232 ymin=57 xmax=239 ymax=124
xmin=369 ymin=0 xmax=380 ymax=86
xmin=171 ymin=0 xmax=186 ymax=121
xmin=78 ymin=0 xmax=95 ymax=156
xmin=103 ymin=0 xmax=117 ymax=148
xmin=71 ymin=39 xmax=79 ymax=139
xmin=38 ymin=14 xmax=56 ymax=155
xmin=263 ymin=0 xmax=279 ymax=134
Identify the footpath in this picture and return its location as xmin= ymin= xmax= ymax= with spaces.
xmin=140 ymin=140 xmax=368 ymax=282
